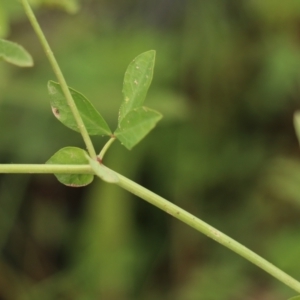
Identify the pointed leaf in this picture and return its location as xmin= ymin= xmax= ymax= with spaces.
xmin=46 ymin=147 xmax=93 ymax=187
xmin=115 ymin=106 xmax=162 ymax=150
xmin=87 ymin=155 xmax=119 ymax=183
xmin=48 ymin=81 xmax=111 ymax=136
xmin=119 ymin=50 xmax=156 ymax=123
xmin=288 ymin=297 xmax=300 ymax=300
xmin=0 ymin=38 xmax=33 ymax=67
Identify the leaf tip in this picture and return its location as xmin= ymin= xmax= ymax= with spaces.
xmin=0 ymin=38 xmax=34 ymax=67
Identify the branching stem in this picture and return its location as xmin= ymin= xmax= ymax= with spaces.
xmin=14 ymin=0 xmax=300 ymax=295
xmin=1 ymin=160 xmax=300 ymax=293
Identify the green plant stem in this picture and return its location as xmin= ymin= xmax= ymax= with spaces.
xmin=0 ymin=164 xmax=93 ymax=174
xmin=111 ymin=169 xmax=300 ymax=293
xmin=20 ymin=0 xmax=97 ymax=159
xmin=1 ymin=161 xmax=300 ymax=292
xmin=99 ymin=137 xmax=116 ymax=160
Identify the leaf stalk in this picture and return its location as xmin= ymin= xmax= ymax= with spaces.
xmin=99 ymin=136 xmax=116 ymax=160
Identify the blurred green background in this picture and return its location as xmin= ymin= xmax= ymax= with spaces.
xmin=1 ymin=0 xmax=300 ymax=299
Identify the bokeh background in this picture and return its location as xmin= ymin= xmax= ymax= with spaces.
xmin=1 ymin=0 xmax=300 ymax=299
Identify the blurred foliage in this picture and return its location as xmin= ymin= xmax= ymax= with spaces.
xmin=0 ymin=0 xmax=79 ymax=37
xmin=1 ymin=0 xmax=300 ymax=299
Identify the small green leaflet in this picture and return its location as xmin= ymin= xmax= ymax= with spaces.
xmin=115 ymin=107 xmax=162 ymax=150
xmin=119 ymin=50 xmax=156 ymax=122
xmin=288 ymin=296 xmax=300 ymax=300
xmin=0 ymin=38 xmax=33 ymax=67
xmin=115 ymin=50 xmax=162 ymax=149
xmin=86 ymin=155 xmax=119 ymax=183
xmin=48 ymin=81 xmax=111 ymax=136
xmin=46 ymin=147 xmax=93 ymax=187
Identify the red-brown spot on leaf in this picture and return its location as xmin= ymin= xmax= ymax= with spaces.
xmin=52 ymin=106 xmax=60 ymax=118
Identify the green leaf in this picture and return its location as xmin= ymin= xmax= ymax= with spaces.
xmin=0 ymin=38 xmax=33 ymax=67
xmin=115 ymin=106 xmax=162 ymax=150
xmin=48 ymin=81 xmax=111 ymax=136
xmin=118 ymin=50 xmax=156 ymax=123
xmin=288 ymin=296 xmax=300 ymax=300
xmin=86 ymin=155 xmax=119 ymax=183
xmin=46 ymin=147 xmax=93 ymax=187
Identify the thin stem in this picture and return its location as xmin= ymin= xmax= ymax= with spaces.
xmin=99 ymin=137 xmax=116 ymax=160
xmin=1 ymin=161 xmax=300 ymax=292
xmin=0 ymin=164 xmax=93 ymax=174
xmin=20 ymin=0 xmax=97 ymax=159
xmin=110 ymin=169 xmax=300 ymax=293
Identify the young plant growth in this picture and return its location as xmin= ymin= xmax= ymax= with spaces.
xmin=0 ymin=1 xmax=300 ymax=298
